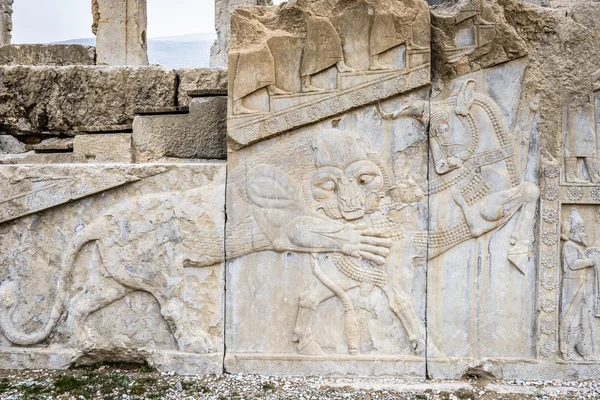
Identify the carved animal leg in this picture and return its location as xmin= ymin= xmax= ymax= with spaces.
xmin=506 ymin=182 xmax=540 ymax=273
xmin=382 ymin=286 xmax=426 ymax=354
xmin=293 ymin=290 xmax=328 ymax=356
xmin=157 ymin=296 xmax=216 ymax=354
xmin=310 ymin=256 xmax=361 ymax=355
xmin=67 ymin=278 xmax=131 ymax=350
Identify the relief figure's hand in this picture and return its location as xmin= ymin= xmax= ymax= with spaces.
xmin=339 ymin=226 xmax=392 ymax=265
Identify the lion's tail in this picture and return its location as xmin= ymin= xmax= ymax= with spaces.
xmin=0 ymin=221 xmax=101 ymax=345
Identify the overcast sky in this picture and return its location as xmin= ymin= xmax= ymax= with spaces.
xmin=12 ymin=0 xmax=216 ymax=43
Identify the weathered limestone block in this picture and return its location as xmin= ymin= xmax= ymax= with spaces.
xmin=0 ymin=164 xmax=225 ymax=374
xmin=430 ymin=0 xmax=527 ymax=81
xmin=210 ymin=0 xmax=272 ymax=68
xmin=177 ymin=68 xmax=228 ymax=107
xmin=0 ymin=66 xmax=175 ymax=135
xmin=0 ymin=45 xmax=96 ymax=66
xmin=0 ymin=135 xmax=23 ymax=154
xmin=132 ymin=97 xmax=227 ymax=162
xmin=93 ymin=0 xmax=148 ymax=66
xmin=73 ymin=133 xmax=132 ymax=163
xmin=226 ymin=0 xmax=431 ymax=376
xmin=0 ymin=0 xmax=11 ymax=45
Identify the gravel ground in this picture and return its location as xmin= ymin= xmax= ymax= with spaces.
xmin=1 ymin=364 xmax=600 ymax=400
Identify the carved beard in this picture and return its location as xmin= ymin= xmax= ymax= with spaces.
xmin=571 ymin=231 xmax=588 ymax=247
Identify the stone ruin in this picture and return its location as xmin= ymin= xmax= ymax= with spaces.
xmin=1 ymin=0 xmax=600 ymax=381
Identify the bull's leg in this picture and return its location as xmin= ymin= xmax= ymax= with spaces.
xmin=382 ymin=286 xmax=426 ymax=354
xmin=451 ymin=182 xmax=539 ymax=272
xmin=310 ymin=255 xmax=361 ymax=355
xmin=506 ymin=182 xmax=539 ymax=273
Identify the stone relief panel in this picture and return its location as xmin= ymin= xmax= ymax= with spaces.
xmin=226 ymin=0 xmax=431 ymax=377
xmin=0 ymin=164 xmax=225 ymax=374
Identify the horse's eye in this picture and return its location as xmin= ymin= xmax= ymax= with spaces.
xmin=319 ymin=180 xmax=336 ymax=191
xmin=358 ymin=174 xmax=375 ymax=185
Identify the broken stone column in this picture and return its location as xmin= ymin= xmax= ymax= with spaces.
xmin=0 ymin=0 xmax=12 ymax=45
xmin=92 ymin=0 xmax=148 ymax=66
xmin=209 ymin=0 xmax=272 ymax=68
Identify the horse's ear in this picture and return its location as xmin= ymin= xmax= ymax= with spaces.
xmin=453 ymin=79 xmax=477 ymax=116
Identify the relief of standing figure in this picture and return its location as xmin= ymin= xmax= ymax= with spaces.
xmin=560 ymin=209 xmax=600 ymax=361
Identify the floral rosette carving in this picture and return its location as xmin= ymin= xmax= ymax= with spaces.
xmin=284 ymin=110 xmax=303 ymax=127
xmin=542 ymin=229 xmax=558 ymax=246
xmin=242 ymin=124 xmax=260 ymax=142
xmin=539 ymin=341 xmax=556 ymax=357
xmin=264 ymin=118 xmax=281 ymax=134
xmin=544 ymin=166 xmax=559 ymax=178
xmin=591 ymin=187 xmax=600 ymax=202
xmin=372 ymin=83 xmax=389 ymax=99
xmin=349 ymin=90 xmax=367 ymax=107
xmin=540 ymin=320 xmax=555 ymax=335
xmin=567 ymin=186 xmax=583 ymax=201
xmin=543 ymin=185 xmax=559 ymax=201
xmin=541 ymin=271 xmax=557 ymax=290
xmin=328 ymin=97 xmax=344 ymax=114
xmin=542 ymin=209 xmax=558 ymax=224
xmin=541 ymin=297 xmax=557 ymax=313
xmin=541 ymin=251 xmax=558 ymax=269
xmin=394 ymin=77 xmax=407 ymax=91
xmin=417 ymin=69 xmax=429 ymax=84
xmin=306 ymin=104 xmax=324 ymax=121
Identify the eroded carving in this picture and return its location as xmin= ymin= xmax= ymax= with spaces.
xmin=0 ymin=167 xmax=225 ymax=361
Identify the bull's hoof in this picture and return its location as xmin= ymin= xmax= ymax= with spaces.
xmin=298 ymin=339 xmax=326 ymax=356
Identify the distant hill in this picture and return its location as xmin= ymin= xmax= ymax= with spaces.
xmin=53 ymin=33 xmax=216 ymax=69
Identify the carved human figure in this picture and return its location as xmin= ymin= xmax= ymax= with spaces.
xmin=368 ymin=10 xmax=427 ymax=70
xmin=301 ymin=17 xmax=353 ymax=92
xmin=228 ymin=128 xmax=427 ymax=355
xmin=565 ymin=102 xmax=600 ymax=183
xmin=0 ymin=185 xmax=222 ymax=353
xmin=231 ymin=44 xmax=290 ymax=114
xmin=560 ymin=209 xmax=599 ymax=361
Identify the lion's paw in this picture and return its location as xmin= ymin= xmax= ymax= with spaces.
xmin=178 ymin=332 xmax=217 ymax=354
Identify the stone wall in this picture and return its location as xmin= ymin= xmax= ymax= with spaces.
xmin=0 ymin=45 xmax=96 ymax=66
xmin=3 ymin=0 xmax=600 ymax=380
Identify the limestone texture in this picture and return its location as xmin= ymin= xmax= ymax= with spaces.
xmin=177 ymin=68 xmax=228 ymax=106
xmin=132 ymin=97 xmax=227 ymax=162
xmin=0 ymin=164 xmax=226 ymax=373
xmin=73 ymin=133 xmax=132 ymax=163
xmin=0 ymin=66 xmax=176 ymax=135
xmin=0 ymin=0 xmax=11 ymax=45
xmin=93 ymin=0 xmax=148 ymax=66
xmin=0 ymin=44 xmax=95 ymax=66
xmin=4 ymin=0 xmax=600 ymax=382
xmin=210 ymin=0 xmax=273 ymax=68
xmin=226 ymin=0 xmax=431 ymax=377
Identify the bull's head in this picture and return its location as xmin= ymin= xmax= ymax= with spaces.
xmin=386 ymin=80 xmax=477 ymax=175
